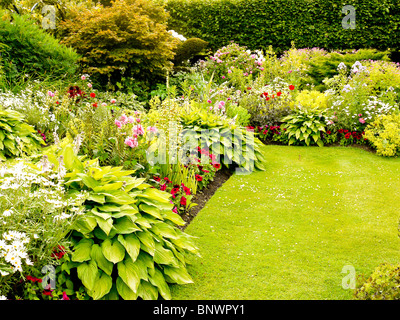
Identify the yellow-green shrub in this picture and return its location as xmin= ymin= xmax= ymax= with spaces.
xmin=59 ymin=0 xmax=179 ymax=87
xmin=364 ymin=113 xmax=400 ymax=157
xmin=295 ymin=90 xmax=329 ymax=111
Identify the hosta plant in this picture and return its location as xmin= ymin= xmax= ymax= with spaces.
xmin=281 ymin=107 xmax=326 ymax=147
xmin=0 ymin=107 xmax=45 ymax=160
xmin=42 ymin=143 xmax=199 ymax=300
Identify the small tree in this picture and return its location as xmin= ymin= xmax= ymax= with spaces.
xmin=60 ymin=0 xmax=179 ymax=88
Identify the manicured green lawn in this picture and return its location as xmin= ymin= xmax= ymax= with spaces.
xmin=171 ymin=145 xmax=400 ymax=300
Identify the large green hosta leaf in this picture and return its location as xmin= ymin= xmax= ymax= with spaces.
xmin=45 ymin=143 xmax=200 ymax=300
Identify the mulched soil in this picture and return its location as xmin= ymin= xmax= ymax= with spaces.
xmin=179 ymin=167 xmax=233 ymax=231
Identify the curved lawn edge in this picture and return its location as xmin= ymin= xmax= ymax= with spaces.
xmin=171 ymin=145 xmax=400 ymax=300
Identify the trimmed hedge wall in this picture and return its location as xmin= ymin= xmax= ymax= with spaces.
xmin=165 ymin=0 xmax=400 ymax=54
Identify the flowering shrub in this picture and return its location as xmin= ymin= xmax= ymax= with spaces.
xmin=152 ymin=175 xmax=196 ymax=217
xmin=364 ymin=113 xmax=400 ymax=156
xmin=200 ymin=42 xmax=265 ymax=86
xmin=0 ymin=159 xmax=87 ymax=299
xmin=241 ymin=77 xmax=296 ymax=127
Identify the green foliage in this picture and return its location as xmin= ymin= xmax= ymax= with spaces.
xmin=281 ymin=107 xmax=326 ymax=147
xmin=354 ymin=263 xmax=400 ymax=300
xmin=180 ymin=108 xmax=266 ymax=171
xmin=0 ymin=107 xmax=45 ymax=160
xmin=295 ymin=90 xmax=329 ymax=111
xmin=305 ymin=49 xmax=391 ymax=91
xmin=173 ymin=38 xmax=209 ymax=66
xmin=43 ymin=144 xmax=199 ymax=300
xmin=60 ymin=0 xmax=179 ymax=89
xmin=0 ymin=13 xmax=79 ymax=89
xmin=364 ymin=113 xmax=400 ymax=157
xmin=225 ymin=104 xmax=251 ymax=127
xmin=165 ymin=0 xmax=400 ymax=55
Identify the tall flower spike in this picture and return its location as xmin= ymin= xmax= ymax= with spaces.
xmin=40 ymin=155 xmax=50 ymax=173
xmin=58 ymin=155 xmax=66 ymax=180
xmin=73 ymin=134 xmax=82 ymax=155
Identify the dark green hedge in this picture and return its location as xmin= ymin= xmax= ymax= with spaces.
xmin=165 ymin=0 xmax=400 ymax=54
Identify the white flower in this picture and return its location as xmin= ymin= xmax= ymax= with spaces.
xmin=2 ymin=210 xmax=12 ymax=217
xmin=0 ymin=295 xmax=7 ymax=300
xmin=168 ymin=30 xmax=187 ymax=41
xmin=337 ymin=62 xmax=347 ymax=71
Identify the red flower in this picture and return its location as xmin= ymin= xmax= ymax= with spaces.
xmin=183 ymin=186 xmax=191 ymax=195
xmin=327 ymin=130 xmax=331 ymax=135
xmin=247 ymin=87 xmax=251 ymax=90
xmin=90 ymin=92 xmax=96 ymax=98
xmin=159 ymin=184 xmax=167 ymax=191
xmin=338 ymin=129 xmax=344 ymax=133
xmin=164 ymin=177 xmax=172 ymax=184
xmin=153 ymin=176 xmax=161 ymax=182
xmin=180 ymin=196 xmax=187 ymax=206
xmin=266 ymin=97 xmax=270 ymax=101
xmin=171 ymin=187 xmax=180 ymax=195
xmin=345 ymin=133 xmax=351 ymax=139
xmin=289 ymin=85 xmax=295 ymax=90
xmin=92 ymin=103 xmax=98 ymax=108
xmin=263 ymin=92 xmax=268 ymax=97
xmin=213 ymin=163 xmax=221 ymax=170
xmin=42 ymin=289 xmax=53 ymax=297
xmin=26 ymin=276 xmax=42 ymax=283
xmin=195 ymin=174 xmax=203 ymax=181
xmin=56 ymin=101 xmax=59 ymax=105
xmin=276 ymin=91 xmax=282 ymax=96
xmin=51 ymin=245 xmax=66 ymax=259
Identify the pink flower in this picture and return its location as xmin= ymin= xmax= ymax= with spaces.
xmin=228 ymin=70 xmax=232 ymax=74
xmin=132 ymin=124 xmax=144 ymax=136
xmin=81 ymin=75 xmax=86 ymax=80
xmin=172 ymin=207 xmax=178 ymax=214
xmin=110 ymin=98 xmax=116 ymax=104
xmin=120 ymin=114 xmax=128 ymax=124
xmin=47 ymin=91 xmax=55 ymax=97
xmin=147 ymin=126 xmax=158 ymax=133
xmin=101 ymin=102 xmax=107 ymax=107
xmin=124 ymin=137 xmax=138 ymax=148
xmin=61 ymin=292 xmax=70 ymax=300
xmin=218 ymin=101 xmax=225 ymax=107
xmin=207 ymin=99 xmax=212 ymax=103
xmin=115 ymin=120 xmax=122 ymax=128
xmin=359 ymin=118 xmax=366 ymax=124
xmin=127 ymin=116 xmax=135 ymax=123
xmin=87 ymin=83 xmax=92 ymax=88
